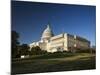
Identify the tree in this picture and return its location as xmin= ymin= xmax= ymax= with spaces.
xmin=30 ymin=47 xmax=35 ymax=55
xmin=30 ymin=46 xmax=46 ymax=55
xmin=30 ymin=46 xmax=41 ymax=55
xmin=19 ymin=44 xmax=30 ymax=56
xmin=11 ymin=30 xmax=20 ymax=58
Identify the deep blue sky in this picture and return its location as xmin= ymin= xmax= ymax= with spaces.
xmin=12 ymin=1 xmax=96 ymax=46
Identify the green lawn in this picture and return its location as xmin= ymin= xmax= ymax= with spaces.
xmin=11 ymin=53 xmax=96 ymax=74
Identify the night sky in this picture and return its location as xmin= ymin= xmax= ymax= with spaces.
xmin=12 ymin=1 xmax=96 ymax=46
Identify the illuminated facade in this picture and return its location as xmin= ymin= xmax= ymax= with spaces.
xmin=29 ymin=24 xmax=90 ymax=53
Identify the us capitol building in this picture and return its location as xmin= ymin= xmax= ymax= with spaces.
xmin=29 ymin=24 xmax=90 ymax=53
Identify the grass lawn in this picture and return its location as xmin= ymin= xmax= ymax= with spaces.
xmin=11 ymin=53 xmax=96 ymax=74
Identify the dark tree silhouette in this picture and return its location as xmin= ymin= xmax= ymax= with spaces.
xmin=19 ymin=44 xmax=30 ymax=56
xmin=30 ymin=46 xmax=46 ymax=55
xmin=30 ymin=46 xmax=41 ymax=55
xmin=11 ymin=30 xmax=20 ymax=58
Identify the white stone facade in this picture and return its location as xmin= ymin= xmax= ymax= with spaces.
xmin=29 ymin=24 xmax=90 ymax=53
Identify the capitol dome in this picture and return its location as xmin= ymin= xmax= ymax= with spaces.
xmin=41 ymin=24 xmax=54 ymax=40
